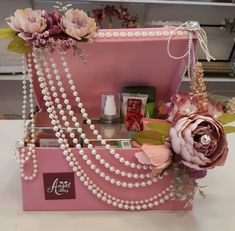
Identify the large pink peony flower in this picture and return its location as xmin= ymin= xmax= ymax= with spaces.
xmin=7 ymin=8 xmax=47 ymax=40
xmin=164 ymin=93 xmax=223 ymax=123
xmin=135 ymin=144 xmax=172 ymax=176
xmin=61 ymin=9 xmax=96 ymax=40
xmin=169 ymin=114 xmax=228 ymax=170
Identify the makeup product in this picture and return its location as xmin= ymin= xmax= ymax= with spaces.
xmin=100 ymin=93 xmax=120 ymax=124
xmin=122 ymin=86 xmax=156 ymax=118
xmin=121 ymin=93 xmax=148 ymax=131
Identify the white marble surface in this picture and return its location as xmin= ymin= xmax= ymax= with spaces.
xmin=0 ymin=120 xmax=235 ymax=231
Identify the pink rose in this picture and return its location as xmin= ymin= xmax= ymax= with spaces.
xmin=169 ymin=114 xmax=228 ymax=170
xmin=61 ymin=9 xmax=97 ymax=40
xmin=7 ymin=8 xmax=47 ymax=40
xmin=164 ymin=93 xmax=223 ymax=123
xmin=135 ymin=144 xmax=172 ymax=176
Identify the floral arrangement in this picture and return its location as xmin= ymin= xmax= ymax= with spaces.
xmin=0 ymin=5 xmax=97 ymax=55
xmin=132 ymin=63 xmax=235 ymax=205
xmin=91 ymin=4 xmax=139 ymax=29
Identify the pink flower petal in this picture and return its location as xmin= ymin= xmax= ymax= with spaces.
xmin=141 ymin=144 xmax=172 ymax=167
xmin=135 ymin=151 xmax=151 ymax=165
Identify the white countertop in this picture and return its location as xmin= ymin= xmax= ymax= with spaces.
xmin=0 ymin=120 xmax=235 ymax=231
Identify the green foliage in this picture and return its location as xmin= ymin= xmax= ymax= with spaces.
xmin=131 ymin=130 xmax=166 ymax=146
xmin=169 ymin=162 xmax=195 ymax=207
xmin=7 ymin=36 xmax=31 ymax=54
xmin=146 ymin=120 xmax=170 ymax=135
xmin=0 ymin=28 xmax=16 ymax=39
xmin=218 ymin=113 xmax=235 ymax=125
xmin=166 ymin=157 xmax=206 ymax=207
xmin=224 ymin=126 xmax=235 ymax=134
xmin=0 ymin=28 xmax=31 ymax=54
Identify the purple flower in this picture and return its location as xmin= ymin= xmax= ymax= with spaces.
xmin=189 ymin=170 xmax=207 ymax=179
xmin=92 ymin=8 xmax=104 ymax=23
xmin=44 ymin=11 xmax=62 ymax=36
xmin=163 ymin=93 xmax=223 ymax=123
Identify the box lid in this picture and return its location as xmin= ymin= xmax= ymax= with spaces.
xmin=32 ymin=27 xmax=195 ymax=111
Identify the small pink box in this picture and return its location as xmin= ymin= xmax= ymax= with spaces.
xmin=21 ymin=28 xmax=195 ymax=211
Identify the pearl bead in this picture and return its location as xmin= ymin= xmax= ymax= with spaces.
xmin=77 ymin=128 xmax=82 ymax=133
xmin=79 ymin=150 xmax=84 ymax=155
xmin=76 ymin=144 xmax=81 ymax=149
xmin=122 ymin=182 xmax=127 ymax=188
xmin=109 ymin=167 xmax=115 ymax=172
xmin=120 ymin=157 xmax=125 ymax=163
xmin=91 ymin=164 xmax=96 ymax=170
xmin=82 ymin=155 xmax=88 ymax=160
xmin=75 ymin=97 xmax=80 ymax=102
xmin=95 ymin=155 xmax=101 ymax=160
xmin=121 ymin=171 xmax=126 ymax=177
xmin=84 ymin=139 xmax=89 ymax=144
xmin=200 ymin=134 xmax=211 ymax=145
xmin=69 ymin=161 xmax=75 ymax=167
xmin=115 ymin=169 xmax=120 ymax=175
xmin=95 ymin=169 xmax=100 ymax=174
xmin=97 ymin=135 xmax=102 ymax=140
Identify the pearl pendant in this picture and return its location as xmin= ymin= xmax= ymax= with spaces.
xmin=200 ymin=134 xmax=211 ymax=145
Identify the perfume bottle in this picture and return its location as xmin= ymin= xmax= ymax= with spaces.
xmin=101 ymin=93 xmax=120 ymax=124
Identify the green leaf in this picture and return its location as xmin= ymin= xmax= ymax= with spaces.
xmin=146 ymin=120 xmax=171 ymax=135
xmin=7 ymin=36 xmax=31 ymax=54
xmin=0 ymin=28 xmax=16 ymax=39
xmin=218 ymin=113 xmax=235 ymax=124
xmin=131 ymin=130 xmax=166 ymax=145
xmin=224 ymin=126 xmax=235 ymax=133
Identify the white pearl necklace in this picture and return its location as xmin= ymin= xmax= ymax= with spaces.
xmin=30 ymin=48 xmax=174 ymax=210
xmin=167 ymin=21 xmax=215 ymax=79
xmin=41 ymin=52 xmax=165 ymax=188
xmin=96 ymin=29 xmax=188 ymax=40
xmin=18 ymin=54 xmax=38 ymax=181
xmin=59 ymin=54 xmax=151 ymax=170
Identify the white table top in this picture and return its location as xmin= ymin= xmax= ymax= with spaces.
xmin=0 ymin=120 xmax=235 ymax=231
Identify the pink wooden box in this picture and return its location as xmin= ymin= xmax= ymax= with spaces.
xmin=21 ymin=27 xmax=195 ymax=211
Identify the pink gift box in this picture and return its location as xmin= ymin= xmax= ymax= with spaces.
xmin=21 ymin=28 xmax=195 ymax=211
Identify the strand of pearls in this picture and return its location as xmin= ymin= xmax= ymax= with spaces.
xmin=32 ymin=48 xmax=175 ymax=210
xmin=22 ymin=57 xmax=28 ymax=141
xmin=167 ymin=23 xmax=193 ymax=78
xmin=96 ymin=29 xmax=187 ymax=39
xmin=195 ymin=27 xmax=215 ymax=62
xmin=167 ymin=21 xmax=215 ymax=79
xmin=18 ymin=54 xmax=38 ymax=181
xmin=59 ymin=53 xmax=151 ymax=171
xmin=44 ymin=53 xmax=163 ymax=188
